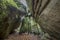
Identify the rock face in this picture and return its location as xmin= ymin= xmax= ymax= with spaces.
xmin=0 ymin=0 xmax=27 ymax=39
xmin=32 ymin=0 xmax=60 ymax=40
xmin=39 ymin=0 xmax=60 ymax=40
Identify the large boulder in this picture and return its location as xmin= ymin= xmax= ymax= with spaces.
xmin=0 ymin=0 xmax=27 ymax=39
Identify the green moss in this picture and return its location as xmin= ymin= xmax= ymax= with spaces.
xmin=26 ymin=0 xmax=33 ymax=12
xmin=0 ymin=0 xmax=20 ymax=39
xmin=6 ymin=0 xmax=18 ymax=9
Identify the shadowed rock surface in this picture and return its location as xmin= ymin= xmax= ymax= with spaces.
xmin=32 ymin=0 xmax=60 ymax=40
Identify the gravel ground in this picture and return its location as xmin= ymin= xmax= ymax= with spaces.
xmin=5 ymin=33 xmax=40 ymax=40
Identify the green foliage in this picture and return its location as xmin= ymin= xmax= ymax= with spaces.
xmin=20 ymin=17 xmax=42 ymax=34
xmin=0 ymin=0 xmax=42 ymax=38
xmin=6 ymin=0 xmax=18 ymax=8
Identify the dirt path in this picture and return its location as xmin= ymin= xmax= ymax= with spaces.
xmin=5 ymin=33 xmax=40 ymax=40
